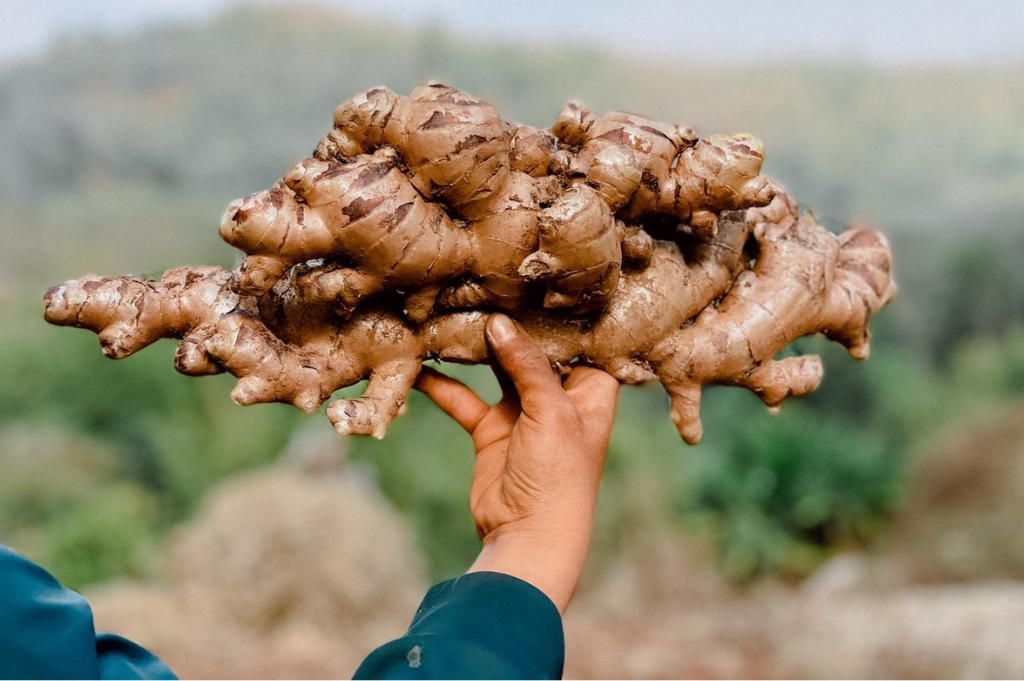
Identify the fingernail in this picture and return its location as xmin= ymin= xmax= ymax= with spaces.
xmin=488 ymin=314 xmax=517 ymax=344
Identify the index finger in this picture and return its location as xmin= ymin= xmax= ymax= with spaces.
xmin=413 ymin=366 xmax=489 ymax=434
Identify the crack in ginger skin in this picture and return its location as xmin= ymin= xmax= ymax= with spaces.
xmin=42 ymin=83 xmax=895 ymax=444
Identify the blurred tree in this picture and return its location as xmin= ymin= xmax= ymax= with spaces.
xmin=935 ymin=240 xmax=1024 ymax=362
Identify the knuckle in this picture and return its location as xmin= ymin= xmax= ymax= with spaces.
xmin=507 ymin=342 xmax=543 ymax=367
xmin=544 ymin=397 xmax=576 ymax=422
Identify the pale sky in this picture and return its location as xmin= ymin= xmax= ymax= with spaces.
xmin=3 ymin=0 xmax=1024 ymax=66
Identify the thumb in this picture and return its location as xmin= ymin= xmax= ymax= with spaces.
xmin=485 ymin=314 xmax=566 ymax=419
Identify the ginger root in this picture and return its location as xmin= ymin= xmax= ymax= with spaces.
xmin=223 ymin=84 xmax=646 ymax=319
xmin=43 ymin=83 xmax=895 ymax=444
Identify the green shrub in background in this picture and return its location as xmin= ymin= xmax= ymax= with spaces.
xmin=41 ymin=482 xmax=161 ymax=589
xmin=688 ymin=406 xmax=902 ymax=581
xmin=0 ymin=303 xmax=303 ymax=587
xmin=0 ymin=303 xmax=302 ymax=508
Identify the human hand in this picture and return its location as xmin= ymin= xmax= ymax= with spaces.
xmin=414 ymin=314 xmax=619 ymax=613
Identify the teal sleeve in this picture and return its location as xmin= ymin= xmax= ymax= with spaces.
xmin=0 ymin=545 xmax=176 ymax=680
xmin=353 ymin=571 xmax=564 ymax=680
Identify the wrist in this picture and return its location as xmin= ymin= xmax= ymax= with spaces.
xmin=467 ymin=517 xmax=593 ymax=614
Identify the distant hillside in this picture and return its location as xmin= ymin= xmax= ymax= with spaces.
xmin=2 ymin=4 xmax=1022 ymax=229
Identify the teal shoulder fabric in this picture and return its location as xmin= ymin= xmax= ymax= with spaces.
xmin=0 ymin=545 xmax=176 ymax=680
xmin=354 ymin=571 xmax=564 ymax=680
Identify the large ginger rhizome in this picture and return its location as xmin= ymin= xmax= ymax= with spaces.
xmin=44 ymin=83 xmax=895 ymax=443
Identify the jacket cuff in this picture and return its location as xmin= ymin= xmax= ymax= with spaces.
xmin=408 ymin=571 xmax=563 ymax=676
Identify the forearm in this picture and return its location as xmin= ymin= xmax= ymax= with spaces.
xmin=468 ymin=514 xmax=594 ymax=615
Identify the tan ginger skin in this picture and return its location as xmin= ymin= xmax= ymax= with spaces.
xmin=220 ymin=83 xmax=765 ymax=319
xmin=43 ymin=84 xmax=896 ymax=444
xmin=551 ymin=103 xmax=775 ymax=238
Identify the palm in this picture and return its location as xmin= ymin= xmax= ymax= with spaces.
xmin=467 ymin=402 xmax=547 ymax=535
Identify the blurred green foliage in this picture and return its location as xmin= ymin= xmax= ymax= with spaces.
xmin=690 ymin=409 xmax=901 ymax=580
xmin=1 ymin=5 xmax=1023 ymax=588
xmin=0 ymin=301 xmax=303 ymax=588
xmin=41 ymin=482 xmax=161 ymax=588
